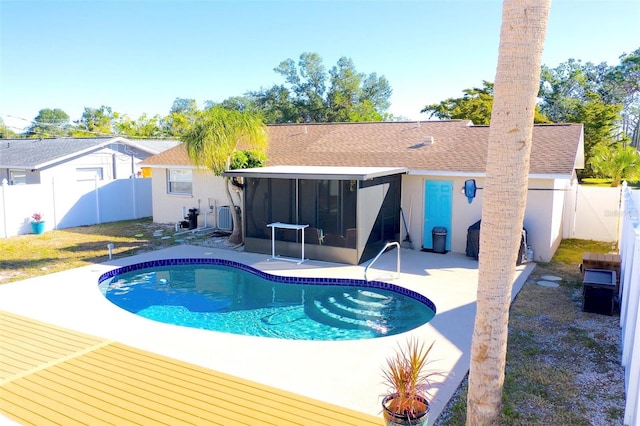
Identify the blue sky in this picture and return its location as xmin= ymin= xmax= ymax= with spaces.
xmin=1 ymin=0 xmax=638 ymax=132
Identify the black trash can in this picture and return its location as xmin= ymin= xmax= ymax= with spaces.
xmin=432 ymin=227 xmax=447 ymax=254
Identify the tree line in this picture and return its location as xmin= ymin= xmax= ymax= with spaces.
xmin=0 ymin=52 xmax=393 ymax=140
xmin=1 ymin=48 xmax=638 ymax=182
xmin=422 ymin=47 xmax=640 ymax=182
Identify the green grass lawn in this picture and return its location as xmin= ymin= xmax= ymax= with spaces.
xmin=0 ymin=218 xmax=181 ymax=284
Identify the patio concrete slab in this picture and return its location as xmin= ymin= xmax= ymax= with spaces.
xmin=0 ymin=245 xmax=534 ymax=423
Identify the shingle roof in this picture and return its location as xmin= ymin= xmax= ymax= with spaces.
xmin=0 ymin=137 xmax=180 ymax=169
xmin=140 ymin=121 xmax=584 ymax=176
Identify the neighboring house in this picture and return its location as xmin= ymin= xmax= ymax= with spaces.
xmin=0 ymin=137 xmax=180 ymax=185
xmin=140 ymin=120 xmax=584 ymax=264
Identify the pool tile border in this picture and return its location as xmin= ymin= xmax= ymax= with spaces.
xmin=98 ymin=257 xmax=437 ymax=313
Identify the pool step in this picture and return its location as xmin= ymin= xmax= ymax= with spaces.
xmin=305 ymin=289 xmax=422 ymax=332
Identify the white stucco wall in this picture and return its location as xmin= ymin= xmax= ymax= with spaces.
xmin=149 ymin=167 xmax=230 ymax=228
xmin=522 ymin=179 xmax=557 ymax=262
xmin=146 ymin=167 xmax=569 ymax=261
xmin=402 ymin=174 xmax=569 ymax=262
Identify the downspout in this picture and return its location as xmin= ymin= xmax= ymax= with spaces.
xmin=51 ymin=177 xmax=58 ymax=230
xmin=131 ymin=176 xmax=137 ymax=218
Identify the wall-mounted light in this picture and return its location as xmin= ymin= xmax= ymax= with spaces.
xmin=463 ymin=179 xmax=477 ymax=204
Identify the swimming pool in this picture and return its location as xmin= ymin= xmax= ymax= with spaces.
xmin=98 ymin=258 xmax=436 ymax=341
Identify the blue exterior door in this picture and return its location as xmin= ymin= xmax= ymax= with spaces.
xmin=423 ymin=180 xmax=453 ymax=250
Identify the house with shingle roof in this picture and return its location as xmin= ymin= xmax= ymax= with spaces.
xmin=140 ymin=120 xmax=584 ymax=263
xmin=0 ymin=137 xmax=180 ymax=185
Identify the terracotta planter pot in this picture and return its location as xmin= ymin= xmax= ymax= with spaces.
xmin=382 ymin=394 xmax=430 ymax=426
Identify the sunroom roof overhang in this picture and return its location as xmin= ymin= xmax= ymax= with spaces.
xmin=223 ymin=165 xmax=408 ymax=181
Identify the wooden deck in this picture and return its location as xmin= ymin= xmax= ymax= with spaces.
xmin=0 ymin=311 xmax=383 ymax=425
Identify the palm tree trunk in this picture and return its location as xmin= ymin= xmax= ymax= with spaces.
xmin=466 ymin=1 xmax=551 ymax=424
xmin=224 ymin=177 xmax=243 ymax=245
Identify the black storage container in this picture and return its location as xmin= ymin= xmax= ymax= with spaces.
xmin=432 ymin=227 xmax=447 ymax=254
xmin=466 ymin=220 xmax=482 ymax=259
xmin=582 ymin=269 xmax=617 ymax=315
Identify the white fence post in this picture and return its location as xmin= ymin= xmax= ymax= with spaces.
xmin=620 ymin=185 xmax=640 ymax=425
xmin=1 ymin=178 xmax=7 ymax=238
xmin=95 ymin=176 xmax=100 ymax=224
xmin=51 ymin=177 xmax=58 ymax=230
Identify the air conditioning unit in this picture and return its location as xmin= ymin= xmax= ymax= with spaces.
xmin=217 ymin=206 xmax=233 ymax=231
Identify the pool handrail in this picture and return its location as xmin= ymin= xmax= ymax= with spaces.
xmin=364 ymin=241 xmax=400 ymax=281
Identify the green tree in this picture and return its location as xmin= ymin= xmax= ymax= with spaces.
xmin=422 ymin=81 xmax=550 ymax=124
xmin=603 ymin=48 xmax=640 ymax=147
xmin=163 ymin=98 xmax=200 ymax=136
xmin=205 ymin=96 xmax=259 ymax=114
xmin=115 ymin=113 xmax=165 ymax=138
xmin=274 ymin=52 xmax=328 ymax=122
xmin=590 ymin=142 xmax=640 ymax=186
xmin=467 ymin=0 xmax=551 ymax=424
xmin=538 ymin=59 xmax=599 ymax=122
xmin=539 ymin=59 xmax=627 ymax=178
xmin=25 ymin=108 xmax=70 ymax=138
xmin=230 ymin=149 xmax=267 ymax=170
xmin=0 ymin=117 xmax=17 ymax=138
xmin=325 ymin=57 xmax=392 ymax=122
xmin=361 ymin=72 xmax=392 ymax=114
xmin=570 ymin=95 xmax=623 ymax=177
xmin=247 ymin=85 xmax=298 ymax=123
xmin=326 ymin=57 xmax=362 ymax=122
xmin=170 ymin=98 xmax=197 ymax=115
xmin=71 ymin=106 xmax=117 ymax=137
xmin=422 ymin=82 xmax=495 ymax=124
xmin=181 ymin=107 xmax=268 ymax=245
xmin=252 ymin=52 xmax=393 ymax=123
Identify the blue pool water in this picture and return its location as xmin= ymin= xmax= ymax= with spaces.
xmin=98 ymin=258 xmax=436 ymax=341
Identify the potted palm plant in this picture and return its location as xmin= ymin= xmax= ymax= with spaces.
xmin=381 ymin=338 xmax=437 ymax=426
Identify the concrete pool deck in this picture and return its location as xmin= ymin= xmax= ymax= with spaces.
xmin=0 ymin=244 xmax=534 ymax=423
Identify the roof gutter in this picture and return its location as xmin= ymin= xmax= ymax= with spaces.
xmin=408 ymin=170 xmax=575 ymax=180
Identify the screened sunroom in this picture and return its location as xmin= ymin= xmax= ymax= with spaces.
xmin=223 ymin=166 xmax=407 ymax=265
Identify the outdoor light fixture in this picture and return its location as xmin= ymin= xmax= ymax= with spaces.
xmin=463 ymin=179 xmax=477 ymax=204
xmin=107 ymin=243 xmax=114 ymax=260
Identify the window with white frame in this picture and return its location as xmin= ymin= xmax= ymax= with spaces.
xmin=9 ymin=169 xmax=26 ymax=185
xmin=167 ymin=169 xmax=192 ymax=195
xmin=76 ymin=167 xmax=104 ymax=181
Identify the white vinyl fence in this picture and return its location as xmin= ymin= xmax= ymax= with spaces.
xmin=564 ymin=184 xmax=623 ymax=243
xmin=619 ymin=183 xmax=640 ymax=425
xmin=0 ymin=177 xmax=152 ymax=238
